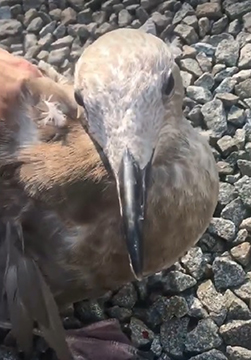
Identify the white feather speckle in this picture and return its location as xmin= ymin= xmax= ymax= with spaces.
xmin=41 ymin=95 xmax=67 ymax=128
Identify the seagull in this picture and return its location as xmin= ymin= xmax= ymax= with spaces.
xmin=73 ymin=23 xmax=219 ymax=280
xmin=0 ymin=20 xmax=219 ymax=360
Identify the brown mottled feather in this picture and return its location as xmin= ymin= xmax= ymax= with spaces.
xmin=0 ymin=48 xmax=218 ymax=360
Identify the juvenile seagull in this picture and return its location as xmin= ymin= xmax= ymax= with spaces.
xmin=74 ymin=25 xmax=219 ymax=279
xmin=0 ymin=21 xmax=219 ymax=360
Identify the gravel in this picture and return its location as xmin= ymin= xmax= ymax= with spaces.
xmin=1 ymin=1 xmax=251 ymax=360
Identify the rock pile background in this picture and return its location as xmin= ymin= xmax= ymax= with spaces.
xmin=0 ymin=0 xmax=251 ymax=359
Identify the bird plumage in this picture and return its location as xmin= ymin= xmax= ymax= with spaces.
xmin=0 ymin=20 xmax=219 ymax=360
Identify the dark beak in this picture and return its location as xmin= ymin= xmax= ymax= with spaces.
xmin=117 ymin=149 xmax=152 ymax=280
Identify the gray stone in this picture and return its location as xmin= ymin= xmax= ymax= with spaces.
xmin=212 ymin=257 xmax=246 ymax=290
xmin=186 ymin=86 xmax=213 ymax=104
xmin=53 ymin=25 xmax=65 ymax=41
xmin=225 ymin=1 xmax=251 ymax=20
xmin=194 ymin=73 xmax=214 ymax=90
xmin=107 ymin=306 xmax=132 ymax=322
xmin=36 ymin=50 xmax=49 ymax=61
xmin=68 ymin=24 xmax=90 ymax=39
xmin=197 ymin=280 xmax=225 ymax=314
xmin=129 ymin=317 xmax=154 ymax=348
xmin=24 ymin=33 xmax=37 ymax=51
xmin=38 ymin=33 xmax=54 ymax=49
xmin=47 ymin=47 xmax=70 ymax=67
xmin=201 ymin=99 xmax=227 ymax=138
xmin=189 ymin=350 xmax=228 ymax=360
xmin=216 ymin=93 xmax=239 ymax=108
xmin=151 ymin=12 xmax=171 ymax=31
xmin=192 ymin=42 xmax=215 ymax=57
xmin=10 ymin=4 xmax=22 ymax=19
xmin=243 ymin=12 xmax=251 ymax=33
xmin=112 ymin=283 xmax=137 ymax=309
xmin=218 ymin=183 xmax=237 ymax=207
xmin=221 ymin=198 xmax=247 ymax=228
xmin=215 ymin=78 xmax=237 ymax=95
xmin=95 ymin=22 xmax=115 ymax=37
xmin=188 ymin=106 xmax=203 ymax=127
xmin=234 ymin=129 xmax=246 ymax=150
xmin=39 ymin=21 xmax=57 ymax=37
xmin=215 ymin=40 xmax=240 ymax=67
xmin=226 ymin=346 xmax=251 ymax=360
xmin=239 ymin=44 xmax=251 ymax=70
xmin=150 ymin=336 xmax=162 ymax=357
xmin=75 ymin=299 xmax=106 ymax=323
xmin=180 ymin=58 xmax=202 ymax=78
xmin=214 ymin=67 xmax=238 ymax=83
xmin=164 ymin=295 xmax=189 ymax=319
xmin=61 ymin=7 xmax=77 ymax=25
xmin=208 ymin=217 xmax=236 ymax=241
xmin=27 ymin=17 xmax=43 ymax=33
xmin=225 ymin=289 xmax=251 ymax=321
xmin=225 ymin=174 xmax=241 ymax=184
xmin=196 ymin=2 xmax=222 ymax=19
xmin=212 ymin=64 xmax=226 ymax=77
xmin=160 ymin=317 xmax=189 ymax=357
xmin=220 ymin=320 xmax=251 ymax=350
xmin=172 ymin=2 xmax=194 ymax=25
xmin=182 ymin=15 xmax=197 ymax=29
xmin=217 ymin=161 xmax=234 ymax=176
xmin=228 ymin=19 xmax=242 ymax=36
xmin=240 ymin=218 xmax=251 ymax=232
xmin=0 ymin=19 xmax=22 ymax=36
xmin=233 ymin=70 xmax=251 ymax=83
xmin=49 ymin=9 xmax=62 ymax=21
xmin=196 ymin=52 xmax=212 ymax=73
xmin=211 ymin=15 xmax=228 ymax=35
xmin=181 ymin=247 xmax=208 ymax=280
xmin=135 ymin=7 xmax=148 ymax=24
xmin=230 ymin=242 xmax=251 ymax=268
xmin=118 ymin=9 xmax=132 ymax=27
xmin=77 ymin=9 xmax=92 ymax=24
xmin=50 ymin=35 xmax=73 ymax=50
xmin=24 ymin=45 xmax=41 ymax=59
xmin=234 ymin=274 xmax=251 ymax=301
xmin=174 ymin=23 xmax=198 ymax=45
xmin=162 ymin=270 xmax=197 ymax=293
xmin=217 ymin=136 xmax=238 ymax=157
xmin=198 ymin=17 xmax=210 ymax=38
xmin=236 ymin=31 xmax=251 ymax=48
xmin=0 ymin=347 xmax=19 ymax=360
xmin=22 ymin=0 xmax=43 ymax=11
xmin=238 ymin=160 xmax=251 ymax=177
xmin=228 ymin=106 xmax=246 ymax=127
xmin=185 ymin=318 xmax=222 ymax=353
xmin=180 ymin=71 xmax=193 ymax=88
xmin=235 ymin=176 xmax=251 ymax=208
xmin=67 ymin=0 xmax=86 ymax=11
xmin=0 ymin=5 xmax=11 ymax=19
xmin=185 ymin=294 xmax=208 ymax=319
xmin=92 ymin=10 xmax=107 ymax=24
xmin=209 ymin=33 xmax=234 ymax=47
xmin=233 ymin=229 xmax=249 ymax=245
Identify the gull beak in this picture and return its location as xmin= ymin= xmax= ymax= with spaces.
xmin=117 ymin=148 xmax=152 ymax=280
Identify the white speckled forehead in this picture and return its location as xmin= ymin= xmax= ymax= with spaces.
xmin=74 ymin=28 xmax=174 ymax=94
xmin=74 ymin=28 xmax=177 ymax=172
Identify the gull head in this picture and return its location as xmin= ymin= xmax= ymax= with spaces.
xmin=74 ymin=24 xmax=184 ymax=280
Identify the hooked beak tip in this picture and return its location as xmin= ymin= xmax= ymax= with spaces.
xmin=117 ymin=148 xmax=152 ymax=281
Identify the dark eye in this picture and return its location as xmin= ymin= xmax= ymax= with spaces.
xmin=162 ymin=72 xmax=174 ymax=97
xmin=74 ymin=90 xmax=84 ymax=107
